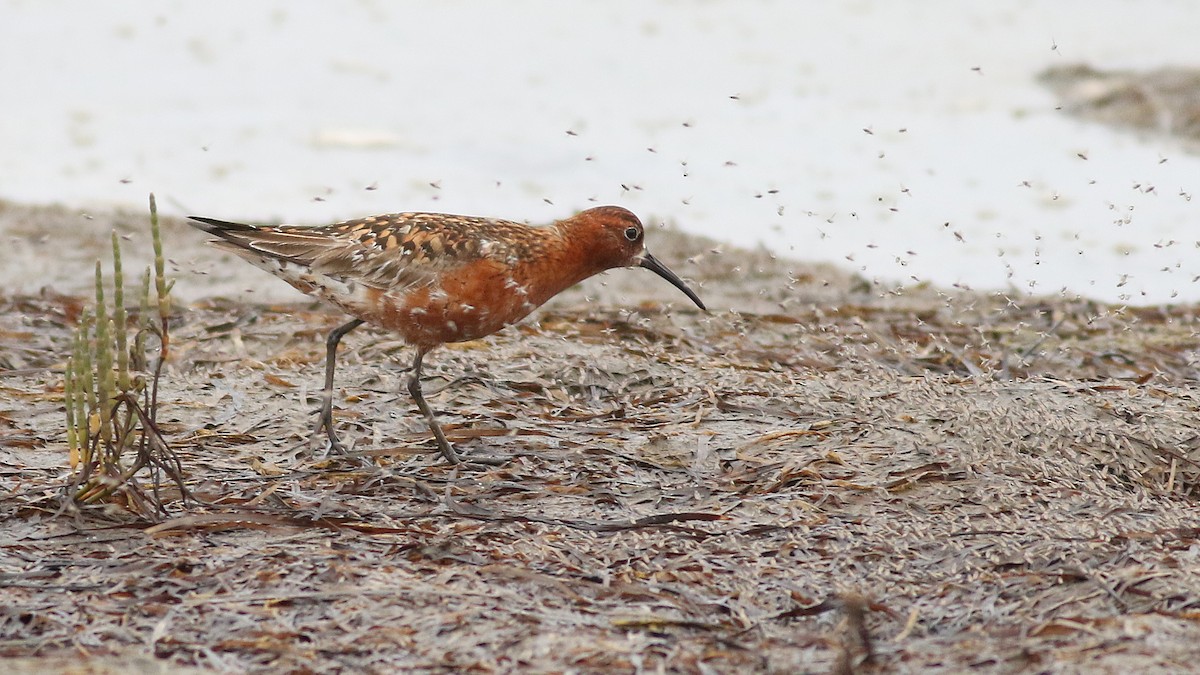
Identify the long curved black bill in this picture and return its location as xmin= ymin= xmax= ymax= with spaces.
xmin=638 ymin=252 xmax=706 ymax=310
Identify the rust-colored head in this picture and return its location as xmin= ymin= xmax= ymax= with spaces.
xmin=558 ymin=206 xmax=706 ymax=310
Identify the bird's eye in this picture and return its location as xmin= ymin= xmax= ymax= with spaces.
xmin=623 ymin=226 xmax=640 ymax=241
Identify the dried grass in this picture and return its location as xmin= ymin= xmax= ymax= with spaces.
xmin=1 ymin=203 xmax=1200 ymax=672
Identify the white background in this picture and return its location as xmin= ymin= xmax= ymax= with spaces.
xmin=3 ymin=1 xmax=1200 ymax=304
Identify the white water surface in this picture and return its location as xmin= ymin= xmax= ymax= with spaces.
xmin=3 ymin=1 xmax=1200 ymax=304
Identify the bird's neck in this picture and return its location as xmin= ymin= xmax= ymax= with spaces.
xmin=519 ymin=225 xmax=612 ymax=306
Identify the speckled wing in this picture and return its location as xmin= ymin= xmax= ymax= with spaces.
xmin=188 ymin=212 xmax=521 ymax=292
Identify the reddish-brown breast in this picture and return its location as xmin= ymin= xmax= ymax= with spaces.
xmin=369 ymin=206 xmax=652 ymax=347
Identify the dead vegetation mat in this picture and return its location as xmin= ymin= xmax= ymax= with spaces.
xmin=3 ymin=205 xmax=1200 ymax=673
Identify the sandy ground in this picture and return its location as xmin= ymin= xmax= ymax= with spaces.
xmin=3 ymin=198 xmax=1200 ymax=674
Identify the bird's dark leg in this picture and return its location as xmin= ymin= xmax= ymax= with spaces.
xmin=313 ymin=318 xmax=365 ymax=453
xmin=407 ymin=348 xmax=505 ymax=466
xmin=407 ymin=348 xmax=461 ymax=464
